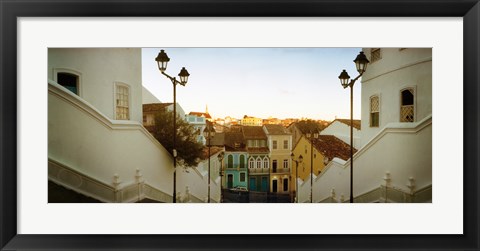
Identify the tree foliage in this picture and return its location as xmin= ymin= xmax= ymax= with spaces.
xmin=296 ymin=119 xmax=326 ymax=134
xmin=151 ymin=108 xmax=204 ymax=167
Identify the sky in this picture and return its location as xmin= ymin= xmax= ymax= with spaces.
xmin=142 ymin=48 xmax=362 ymax=121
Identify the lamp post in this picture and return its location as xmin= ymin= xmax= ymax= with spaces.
xmin=291 ymin=153 xmax=303 ymax=203
xmin=338 ymin=51 xmax=369 ymax=203
xmin=155 ymin=49 xmax=190 ymax=203
xmin=306 ymin=130 xmax=319 ymax=203
xmin=203 ymin=123 xmax=216 ymax=203
xmin=218 ymin=152 xmax=225 ymax=203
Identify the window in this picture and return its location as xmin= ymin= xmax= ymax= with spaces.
xmin=272 ymin=160 xmax=277 ymax=172
xmin=260 ymin=140 xmax=266 ymax=147
xmin=240 ymin=172 xmax=246 ymax=182
xmin=256 ymin=157 xmax=262 ymax=168
xmin=57 ymin=72 xmax=79 ymax=95
xmin=370 ymin=48 xmax=381 ymax=63
xmin=115 ymin=84 xmax=130 ymax=120
xmin=283 ymin=159 xmax=288 ymax=169
xmin=239 ymin=155 xmax=245 ymax=169
xmin=283 ymin=178 xmax=289 ymax=192
xmin=263 ymin=157 xmax=269 ymax=169
xmin=283 ymin=140 xmax=288 ymax=149
xmin=400 ymin=88 xmax=415 ymax=122
xmin=227 ymin=155 xmax=233 ymax=169
xmin=249 ymin=158 xmax=255 ymax=169
xmin=272 ymin=140 xmax=277 ymax=149
xmin=370 ymin=95 xmax=380 ymax=127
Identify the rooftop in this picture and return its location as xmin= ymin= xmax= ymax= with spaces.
xmin=201 ymin=146 xmax=224 ymax=159
xmin=312 ymin=135 xmax=357 ymax=161
xmin=333 ymin=119 xmax=361 ymax=130
xmin=224 ymin=131 xmax=246 ymax=151
xmin=263 ymin=124 xmax=290 ymax=135
xmin=143 ymin=103 xmax=173 ymax=113
xmin=189 ymin=111 xmax=212 ymax=119
xmin=242 ymin=126 xmax=267 ymax=140
xmin=246 ymin=147 xmax=270 ymax=154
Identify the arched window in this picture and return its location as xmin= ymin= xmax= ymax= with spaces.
xmin=256 ymin=157 xmax=262 ymax=168
xmin=370 ymin=95 xmax=380 ymax=127
xmin=400 ymin=88 xmax=415 ymax=122
xmin=249 ymin=158 xmax=255 ymax=169
xmin=263 ymin=157 xmax=269 ymax=169
xmin=227 ymin=155 xmax=233 ymax=169
xmin=239 ymin=155 xmax=245 ymax=169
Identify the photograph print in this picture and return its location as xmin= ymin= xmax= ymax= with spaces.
xmin=48 ymin=47 xmax=432 ymax=203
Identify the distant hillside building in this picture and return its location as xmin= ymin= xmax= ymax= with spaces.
xmin=241 ymin=115 xmax=263 ymax=126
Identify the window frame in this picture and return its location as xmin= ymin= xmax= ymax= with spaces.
xmin=400 ymin=87 xmax=416 ymax=122
xmin=240 ymin=172 xmax=246 ymax=182
xmin=248 ymin=157 xmax=255 ymax=169
xmin=370 ymin=95 xmax=380 ymax=127
xmin=256 ymin=157 xmax=262 ymax=169
xmin=263 ymin=157 xmax=269 ymax=169
xmin=53 ymin=68 xmax=83 ymax=97
xmin=114 ymin=82 xmax=131 ymax=120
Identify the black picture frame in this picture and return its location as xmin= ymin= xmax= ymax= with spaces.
xmin=1 ymin=0 xmax=478 ymax=250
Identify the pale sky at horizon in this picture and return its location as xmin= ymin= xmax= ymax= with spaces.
xmin=142 ymin=48 xmax=362 ymax=121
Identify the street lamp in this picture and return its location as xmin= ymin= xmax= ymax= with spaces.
xmin=218 ymin=152 xmax=225 ymax=203
xmin=338 ymin=51 xmax=369 ymax=203
xmin=291 ymin=153 xmax=303 ymax=203
xmin=306 ymin=130 xmax=319 ymax=203
xmin=155 ymin=49 xmax=190 ymax=203
xmin=203 ymin=123 xmax=216 ymax=203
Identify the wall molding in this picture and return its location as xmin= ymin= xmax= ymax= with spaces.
xmin=49 ymin=158 xmax=172 ymax=203
xmin=49 ymin=80 xmax=171 ymax=156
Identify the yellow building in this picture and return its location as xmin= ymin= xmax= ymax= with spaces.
xmin=292 ymin=135 xmax=356 ymax=182
xmin=241 ymin=115 xmax=263 ymax=126
xmin=263 ymin=124 xmax=292 ymax=195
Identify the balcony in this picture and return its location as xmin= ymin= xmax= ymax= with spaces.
xmin=271 ymin=167 xmax=290 ymax=174
xmin=248 ymin=168 xmax=269 ymax=174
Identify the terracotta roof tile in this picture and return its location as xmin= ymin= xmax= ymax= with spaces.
xmin=201 ymin=146 xmax=224 ymax=159
xmin=189 ymin=111 xmax=212 ymax=119
xmin=263 ymin=124 xmax=290 ymax=135
xmin=143 ymin=103 xmax=173 ymax=113
xmin=242 ymin=126 xmax=267 ymax=140
xmin=224 ymin=131 xmax=246 ymax=151
xmin=312 ymin=135 xmax=357 ymax=161
xmin=246 ymin=147 xmax=270 ymax=154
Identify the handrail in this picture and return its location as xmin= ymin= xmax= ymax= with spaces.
xmin=317 ymin=114 xmax=432 ymax=180
xmin=48 ymin=80 xmax=172 ymax=156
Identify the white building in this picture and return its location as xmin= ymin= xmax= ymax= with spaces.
xmin=300 ymin=48 xmax=432 ymax=203
xmin=320 ymin=119 xmax=361 ymax=149
xmin=48 ymin=48 xmax=213 ymax=203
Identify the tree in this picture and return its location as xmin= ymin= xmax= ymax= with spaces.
xmin=295 ymin=119 xmax=325 ymax=134
xmin=151 ymin=108 xmax=204 ymax=167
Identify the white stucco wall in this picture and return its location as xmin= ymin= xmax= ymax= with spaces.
xmin=320 ymin=121 xmax=361 ymax=149
xmin=48 ymin=82 xmax=174 ymax=199
xmin=177 ymin=151 xmax=223 ymax=202
xmin=309 ymin=117 xmax=432 ymax=203
xmin=142 ymin=86 xmax=161 ymax=104
xmin=48 ymin=48 xmax=143 ymax=123
xmin=360 ymin=48 xmax=432 ymax=146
